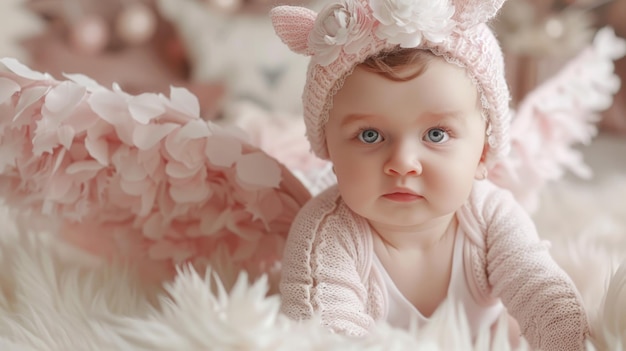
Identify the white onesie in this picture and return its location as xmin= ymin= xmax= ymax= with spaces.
xmin=372 ymin=225 xmax=504 ymax=337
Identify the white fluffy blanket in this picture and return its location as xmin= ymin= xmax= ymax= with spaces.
xmin=0 ymin=135 xmax=625 ymax=350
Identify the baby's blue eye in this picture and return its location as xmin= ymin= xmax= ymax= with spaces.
xmin=425 ymin=128 xmax=449 ymax=143
xmin=358 ymin=129 xmax=382 ymax=144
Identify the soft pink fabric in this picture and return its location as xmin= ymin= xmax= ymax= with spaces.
xmin=280 ymin=180 xmax=589 ymax=350
xmin=271 ymin=0 xmax=511 ymax=166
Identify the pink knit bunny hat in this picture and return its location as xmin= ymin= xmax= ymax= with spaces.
xmin=271 ymin=0 xmax=511 ymax=166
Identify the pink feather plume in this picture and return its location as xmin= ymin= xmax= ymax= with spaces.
xmin=489 ymin=28 xmax=626 ymax=212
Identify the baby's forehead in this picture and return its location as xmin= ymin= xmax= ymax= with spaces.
xmin=335 ymin=61 xmax=480 ymax=107
xmin=337 ymin=109 xmax=472 ymax=126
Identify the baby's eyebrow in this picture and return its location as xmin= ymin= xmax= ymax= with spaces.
xmin=416 ymin=111 xmax=467 ymax=125
xmin=427 ymin=111 xmax=464 ymax=120
xmin=340 ymin=113 xmax=376 ymax=127
xmin=339 ymin=111 xmax=467 ymax=128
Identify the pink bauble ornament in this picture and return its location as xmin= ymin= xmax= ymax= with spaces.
xmin=69 ymin=15 xmax=110 ymax=55
xmin=115 ymin=3 xmax=157 ymax=46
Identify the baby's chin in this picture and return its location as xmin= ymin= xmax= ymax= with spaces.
xmin=363 ymin=211 xmax=431 ymax=230
xmin=362 ymin=205 xmax=459 ymax=230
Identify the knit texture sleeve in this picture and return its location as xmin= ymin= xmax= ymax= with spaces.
xmin=279 ymin=186 xmax=376 ymax=336
xmin=472 ymin=181 xmax=590 ymax=351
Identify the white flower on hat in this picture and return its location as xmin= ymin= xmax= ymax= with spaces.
xmin=308 ymin=0 xmax=373 ymax=66
xmin=370 ymin=0 xmax=456 ymax=48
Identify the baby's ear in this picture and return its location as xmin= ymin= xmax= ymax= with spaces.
xmin=452 ymin=0 xmax=507 ymax=30
xmin=474 ymin=142 xmax=490 ymax=180
xmin=270 ymin=6 xmax=317 ymax=56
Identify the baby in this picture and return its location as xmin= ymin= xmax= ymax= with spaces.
xmin=271 ymin=0 xmax=589 ymax=350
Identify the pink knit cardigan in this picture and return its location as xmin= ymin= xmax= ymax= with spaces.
xmin=279 ymin=180 xmax=589 ymax=351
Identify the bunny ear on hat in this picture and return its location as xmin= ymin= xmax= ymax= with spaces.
xmin=452 ymin=0 xmax=507 ymax=29
xmin=270 ymin=6 xmax=317 ymax=56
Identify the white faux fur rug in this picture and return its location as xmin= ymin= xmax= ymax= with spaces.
xmin=0 ymin=136 xmax=625 ymax=350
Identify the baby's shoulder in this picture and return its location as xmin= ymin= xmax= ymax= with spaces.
xmin=461 ymin=180 xmax=534 ymax=238
xmin=466 ymin=180 xmax=522 ymax=216
xmin=290 ymin=185 xmax=365 ymax=243
xmin=297 ymin=184 xmax=343 ymax=218
xmin=463 ymin=180 xmax=538 ymax=242
xmin=289 ymin=185 xmax=368 ymax=247
xmin=284 ymin=186 xmax=371 ymax=283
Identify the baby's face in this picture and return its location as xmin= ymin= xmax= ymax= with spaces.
xmin=325 ymin=57 xmax=488 ymax=229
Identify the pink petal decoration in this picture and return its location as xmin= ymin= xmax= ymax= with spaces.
xmin=133 ymin=123 xmax=179 ymax=150
xmin=120 ymin=178 xmax=153 ymax=196
xmin=0 ymin=77 xmax=20 ymax=105
xmin=165 ymin=160 xmax=202 ymax=178
xmin=44 ymin=81 xmax=86 ymax=116
xmin=165 ymin=135 xmax=206 ymax=171
xmin=112 ymin=147 xmax=149 ymax=182
xmin=14 ymin=86 xmax=49 ymax=122
xmin=56 ymin=125 xmax=76 ymax=150
xmin=84 ymin=136 xmax=110 ymax=166
xmin=62 ymin=103 xmax=100 ymax=135
xmin=0 ymin=57 xmax=50 ymax=81
xmin=236 ymin=152 xmax=282 ymax=189
xmin=62 ymin=73 xmax=106 ymax=93
xmin=176 ymin=119 xmax=210 ymax=140
xmin=0 ymin=59 xmax=312 ymax=284
xmin=0 ymin=135 xmax=23 ymax=172
xmin=88 ymin=90 xmax=131 ymax=126
xmin=137 ymin=147 xmax=163 ymax=178
xmin=205 ymin=135 xmax=242 ymax=168
xmin=65 ymin=160 xmax=105 ymax=174
xmin=169 ymin=179 xmax=211 ymax=203
xmin=165 ymin=86 xmax=200 ymax=118
xmin=143 ymin=212 xmax=167 ymax=240
xmin=32 ymin=120 xmax=65 ymax=155
xmin=129 ymin=93 xmax=165 ymax=124
xmin=47 ymin=174 xmax=73 ymax=201
xmin=200 ymin=207 xmax=231 ymax=236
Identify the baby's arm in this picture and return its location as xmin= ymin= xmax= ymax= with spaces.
xmin=279 ymin=190 xmax=376 ymax=336
xmin=481 ymin=185 xmax=589 ymax=351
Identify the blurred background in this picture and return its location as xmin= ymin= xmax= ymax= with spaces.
xmin=0 ymin=0 xmax=624 ymax=331
xmin=0 ymin=0 xmax=625 ymax=167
